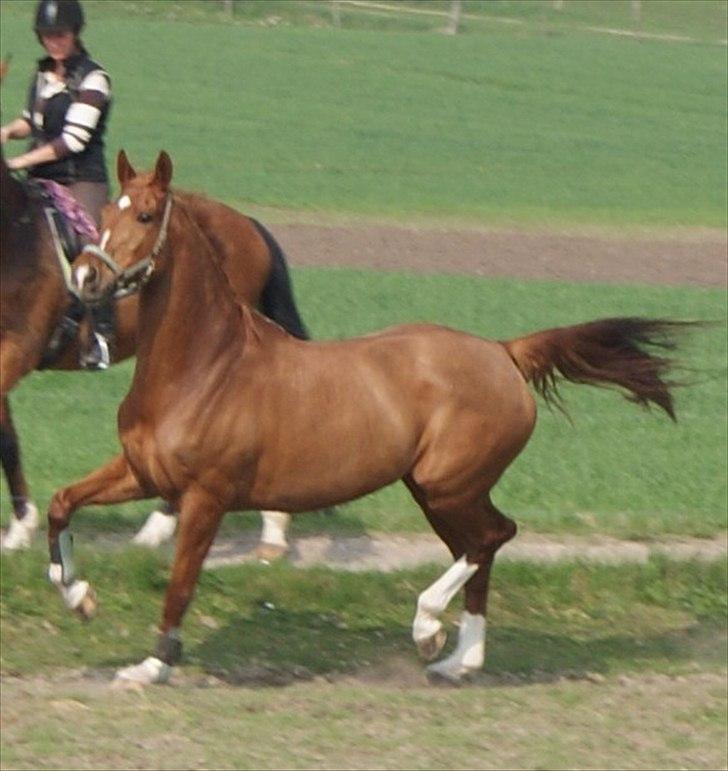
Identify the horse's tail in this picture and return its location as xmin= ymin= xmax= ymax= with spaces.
xmin=501 ymin=317 xmax=693 ymax=421
xmin=250 ymin=218 xmax=309 ymax=340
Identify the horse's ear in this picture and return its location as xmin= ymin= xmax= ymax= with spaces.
xmin=117 ymin=150 xmax=136 ymax=186
xmin=153 ymin=151 xmax=173 ymax=191
xmin=0 ymin=56 xmax=11 ymax=83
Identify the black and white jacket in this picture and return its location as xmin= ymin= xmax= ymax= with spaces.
xmin=23 ymin=47 xmax=112 ymax=185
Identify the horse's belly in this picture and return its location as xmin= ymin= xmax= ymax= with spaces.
xmin=245 ymin=427 xmax=415 ymax=513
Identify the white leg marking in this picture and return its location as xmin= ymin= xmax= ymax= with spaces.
xmin=132 ymin=509 xmax=178 ymax=548
xmin=114 ymin=657 xmax=171 ymax=685
xmin=413 ymin=556 xmax=478 ymax=644
xmin=259 ymin=511 xmax=291 ymax=549
xmin=427 ymin=612 xmax=486 ymax=682
xmin=1 ymin=502 xmax=39 ymax=552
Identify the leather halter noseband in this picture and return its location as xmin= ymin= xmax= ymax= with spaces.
xmin=81 ymin=193 xmax=173 ymax=300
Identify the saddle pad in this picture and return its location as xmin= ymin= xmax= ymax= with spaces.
xmin=35 ymin=179 xmax=99 ymax=244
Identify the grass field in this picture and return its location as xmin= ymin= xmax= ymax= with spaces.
xmin=1 ymin=0 xmax=726 ymax=227
xmin=1 ymin=551 xmax=726 ymax=768
xmin=0 ymin=2 xmax=725 ymax=768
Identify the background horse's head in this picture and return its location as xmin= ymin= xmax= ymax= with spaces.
xmin=74 ymin=150 xmax=173 ymax=302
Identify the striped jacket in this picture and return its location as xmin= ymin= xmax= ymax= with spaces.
xmin=23 ymin=47 xmax=112 ymax=185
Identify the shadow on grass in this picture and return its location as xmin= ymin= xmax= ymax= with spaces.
xmin=188 ymin=610 xmax=723 ymax=688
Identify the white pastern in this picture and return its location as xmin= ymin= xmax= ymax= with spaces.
xmin=1 ymin=503 xmax=39 ymax=552
xmin=259 ymin=511 xmax=291 ymax=548
xmin=47 ymin=566 xmax=91 ymax=611
xmin=427 ymin=612 xmax=486 ymax=682
xmin=115 ymin=656 xmax=171 ymax=685
xmin=132 ymin=509 xmax=177 ymax=548
xmin=413 ymin=556 xmax=478 ymax=644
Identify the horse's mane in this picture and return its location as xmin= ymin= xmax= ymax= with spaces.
xmin=171 ymin=188 xmax=292 ymax=340
xmin=0 ymin=158 xmax=45 ymax=281
xmin=169 ymin=191 xmax=289 ymax=346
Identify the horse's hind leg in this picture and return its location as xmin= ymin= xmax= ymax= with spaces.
xmin=426 ymin=497 xmax=516 ymax=684
xmin=0 ymin=397 xmax=39 ymax=551
xmin=115 ymin=489 xmax=224 ymax=686
xmin=405 ymin=476 xmax=469 ymax=660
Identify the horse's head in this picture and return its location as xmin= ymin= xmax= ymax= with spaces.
xmin=74 ymin=149 xmax=174 ymax=302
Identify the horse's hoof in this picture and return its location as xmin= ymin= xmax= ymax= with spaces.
xmin=254 ymin=542 xmax=288 ymax=564
xmin=74 ymin=585 xmax=97 ymax=621
xmin=426 ymin=658 xmax=477 ymax=686
xmin=416 ymin=628 xmax=448 ymax=661
xmin=114 ymin=657 xmax=171 ymax=687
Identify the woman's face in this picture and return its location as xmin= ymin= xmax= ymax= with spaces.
xmin=40 ymin=29 xmax=77 ymax=62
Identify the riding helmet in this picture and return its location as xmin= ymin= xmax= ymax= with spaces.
xmin=34 ymin=0 xmax=85 ymax=35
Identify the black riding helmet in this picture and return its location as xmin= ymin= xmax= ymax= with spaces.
xmin=34 ymin=0 xmax=84 ymax=35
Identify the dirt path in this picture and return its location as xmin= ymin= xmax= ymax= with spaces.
xmin=201 ymin=531 xmax=727 ymax=571
xmin=271 ymin=221 xmax=727 ymax=287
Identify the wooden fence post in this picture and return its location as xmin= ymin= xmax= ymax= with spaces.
xmin=331 ymin=0 xmax=341 ymax=28
xmin=445 ymin=0 xmax=462 ymax=35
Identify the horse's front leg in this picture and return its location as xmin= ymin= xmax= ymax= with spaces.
xmin=0 ymin=396 xmax=38 ymax=551
xmin=47 ymin=453 xmax=148 ymax=618
xmin=115 ymin=489 xmax=224 ymax=686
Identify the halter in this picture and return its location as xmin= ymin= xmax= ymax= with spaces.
xmin=80 ymin=193 xmax=173 ymax=300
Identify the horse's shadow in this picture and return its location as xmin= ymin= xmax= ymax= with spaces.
xmin=175 ymin=611 xmax=719 ymax=689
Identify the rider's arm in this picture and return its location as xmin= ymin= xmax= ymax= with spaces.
xmin=6 ymin=141 xmax=59 ymax=170
xmin=0 ymin=117 xmax=31 ymax=144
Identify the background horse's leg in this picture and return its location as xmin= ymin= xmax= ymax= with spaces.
xmin=115 ymin=489 xmax=224 ymax=686
xmin=254 ymin=510 xmax=292 ymax=563
xmin=47 ymin=453 xmax=148 ymax=617
xmin=426 ymin=497 xmax=517 ymax=684
xmin=0 ymin=396 xmax=39 ymax=551
xmin=132 ymin=500 xmax=177 ymax=547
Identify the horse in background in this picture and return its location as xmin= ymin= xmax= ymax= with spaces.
xmin=50 ymin=150 xmax=689 ymax=686
xmin=0 ymin=109 xmax=303 ymax=557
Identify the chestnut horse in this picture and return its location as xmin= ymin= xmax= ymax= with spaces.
xmin=1 ymin=141 xmax=304 ymax=556
xmin=48 ymin=151 xmax=686 ymax=686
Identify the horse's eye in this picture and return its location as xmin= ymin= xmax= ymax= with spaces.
xmin=137 ymin=212 xmax=153 ymax=224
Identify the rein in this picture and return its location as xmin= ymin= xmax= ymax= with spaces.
xmin=81 ymin=193 xmax=173 ymax=300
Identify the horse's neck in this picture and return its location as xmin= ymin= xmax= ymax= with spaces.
xmin=133 ymin=203 xmax=250 ymax=386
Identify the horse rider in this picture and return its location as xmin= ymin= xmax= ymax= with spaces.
xmin=0 ymin=0 xmax=114 ymax=369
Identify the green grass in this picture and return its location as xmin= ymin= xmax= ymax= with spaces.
xmin=1 ymin=549 xmax=725 ymax=678
xmin=1 ymin=1 xmax=725 ymax=227
xmin=5 ymin=1 xmax=726 ymax=43
xmin=1 ymin=270 xmax=725 ymax=539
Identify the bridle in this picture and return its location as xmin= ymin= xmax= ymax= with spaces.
xmin=80 ymin=193 xmax=173 ymax=300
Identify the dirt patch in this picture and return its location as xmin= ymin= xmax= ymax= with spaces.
xmin=200 ymin=531 xmax=728 ymax=571
xmin=272 ymin=222 xmax=727 ymax=287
